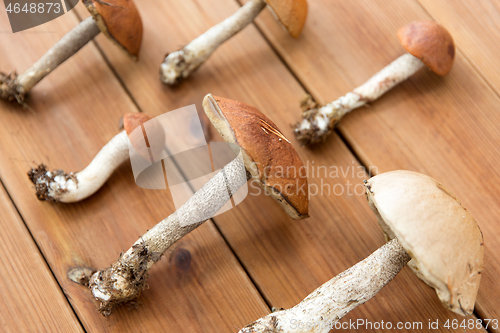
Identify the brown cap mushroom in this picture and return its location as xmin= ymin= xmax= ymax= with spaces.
xmin=83 ymin=0 xmax=143 ymax=59
xmin=397 ymin=21 xmax=455 ymax=76
xmin=160 ymin=0 xmax=308 ymax=85
xmin=1 ymin=0 xmax=143 ymax=104
xmin=121 ymin=113 xmax=165 ymax=161
xmin=240 ymin=170 xmax=483 ymax=332
xmin=264 ymin=0 xmax=308 ymax=38
xmin=295 ymin=21 xmax=455 ymax=146
xmin=29 ymin=112 xmax=160 ymax=203
xmin=122 ymin=112 xmax=151 ymax=137
xmin=204 ymin=94 xmax=309 ymax=219
xmin=366 ymin=170 xmax=483 ymax=315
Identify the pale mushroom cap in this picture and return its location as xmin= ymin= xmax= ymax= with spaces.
xmin=365 ymin=170 xmax=483 ymax=315
xmin=264 ymin=0 xmax=308 ymax=38
xmin=203 ymin=94 xmax=308 ymax=219
xmin=83 ymin=0 xmax=143 ymax=59
xmin=397 ymin=21 xmax=455 ymax=76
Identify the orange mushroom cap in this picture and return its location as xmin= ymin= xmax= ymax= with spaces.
xmin=122 ymin=113 xmax=164 ymax=160
xmin=397 ymin=21 xmax=455 ymax=76
xmin=203 ymin=94 xmax=309 ymax=219
xmin=83 ymin=0 xmax=143 ymax=60
xmin=265 ymin=0 xmax=308 ymax=38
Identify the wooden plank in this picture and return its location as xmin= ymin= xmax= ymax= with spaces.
xmin=81 ymin=0 xmax=486 ymax=331
xmin=0 ymin=5 xmax=269 ymax=332
xmin=244 ymin=0 xmax=500 ymax=328
xmin=0 ymin=181 xmax=83 ymax=333
xmin=415 ymin=0 xmax=500 ymax=97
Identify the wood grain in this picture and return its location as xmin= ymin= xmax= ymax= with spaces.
xmin=415 ymin=0 xmax=500 ymax=97
xmin=0 ymin=181 xmax=83 ymax=333
xmin=245 ymin=0 xmax=500 ymax=328
xmin=0 ymin=4 xmax=268 ymax=332
xmin=80 ymin=0 xmax=487 ymax=331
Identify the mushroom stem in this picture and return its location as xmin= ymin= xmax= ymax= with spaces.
xmin=160 ymin=0 xmax=266 ymax=85
xmin=28 ymin=130 xmax=129 ymax=203
xmin=294 ymin=53 xmax=425 ymax=145
xmin=240 ymin=238 xmax=411 ymax=333
xmin=89 ymin=156 xmax=250 ymax=315
xmin=0 ymin=17 xmax=100 ymax=103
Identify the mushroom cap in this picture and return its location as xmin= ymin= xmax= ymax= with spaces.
xmin=83 ymin=0 xmax=143 ymax=59
xmin=365 ymin=170 xmax=483 ymax=315
xmin=203 ymin=94 xmax=308 ymax=220
xmin=122 ymin=113 xmax=164 ymax=160
xmin=264 ymin=0 xmax=307 ymax=38
xmin=397 ymin=21 xmax=455 ymax=76
xmin=122 ymin=112 xmax=150 ymax=137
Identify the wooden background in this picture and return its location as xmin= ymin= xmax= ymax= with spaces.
xmin=0 ymin=0 xmax=498 ymax=332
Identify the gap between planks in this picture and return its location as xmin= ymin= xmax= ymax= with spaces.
xmin=388 ymin=0 xmax=495 ymax=324
xmin=411 ymin=0 xmax=500 ymax=130
xmin=405 ymin=1 xmax=499 ymax=326
xmin=0 ymin=177 xmax=87 ymax=333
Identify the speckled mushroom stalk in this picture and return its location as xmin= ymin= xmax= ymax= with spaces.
xmin=295 ymin=21 xmax=455 ymax=145
xmin=28 ymin=113 xmax=153 ymax=202
xmin=86 ymin=94 xmax=309 ymax=315
xmin=89 ymin=156 xmax=249 ymax=315
xmin=240 ymin=171 xmax=484 ymax=333
xmin=242 ymin=239 xmax=409 ymax=333
xmin=0 ymin=17 xmax=100 ymax=104
xmin=160 ymin=0 xmax=307 ymax=85
xmin=0 ymin=0 xmax=142 ymax=104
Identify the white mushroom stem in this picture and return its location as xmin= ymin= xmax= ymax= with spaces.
xmin=89 ymin=156 xmax=249 ymax=315
xmin=29 ymin=130 xmax=129 ymax=203
xmin=160 ymin=0 xmax=266 ymax=85
xmin=240 ymin=238 xmax=411 ymax=333
xmin=0 ymin=17 xmax=100 ymax=102
xmin=295 ymin=53 xmax=425 ymax=145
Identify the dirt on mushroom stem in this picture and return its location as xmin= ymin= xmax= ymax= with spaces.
xmin=1 ymin=16 xmax=101 ymax=106
xmin=159 ymin=0 xmax=267 ymax=85
xmin=89 ymin=242 xmax=163 ymax=316
xmin=89 ymin=215 xmax=208 ymax=315
xmin=294 ymin=95 xmax=355 ymax=145
xmin=28 ymin=164 xmax=77 ymax=201
xmin=0 ymin=72 xmax=25 ymax=104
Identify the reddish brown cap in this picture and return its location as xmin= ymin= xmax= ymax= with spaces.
xmin=264 ymin=0 xmax=307 ymax=38
xmin=122 ymin=112 xmax=150 ymax=137
xmin=121 ymin=113 xmax=164 ymax=160
xmin=397 ymin=21 xmax=455 ymax=76
xmin=83 ymin=0 xmax=143 ymax=59
xmin=203 ymin=94 xmax=308 ymax=219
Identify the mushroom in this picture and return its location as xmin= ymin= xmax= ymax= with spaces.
xmin=295 ymin=21 xmax=455 ymax=145
xmin=28 ymin=113 xmax=157 ymax=203
xmin=85 ymin=94 xmax=309 ymax=315
xmin=0 ymin=0 xmax=142 ymax=105
xmin=240 ymin=170 xmax=484 ymax=333
xmin=160 ymin=0 xmax=307 ymax=85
